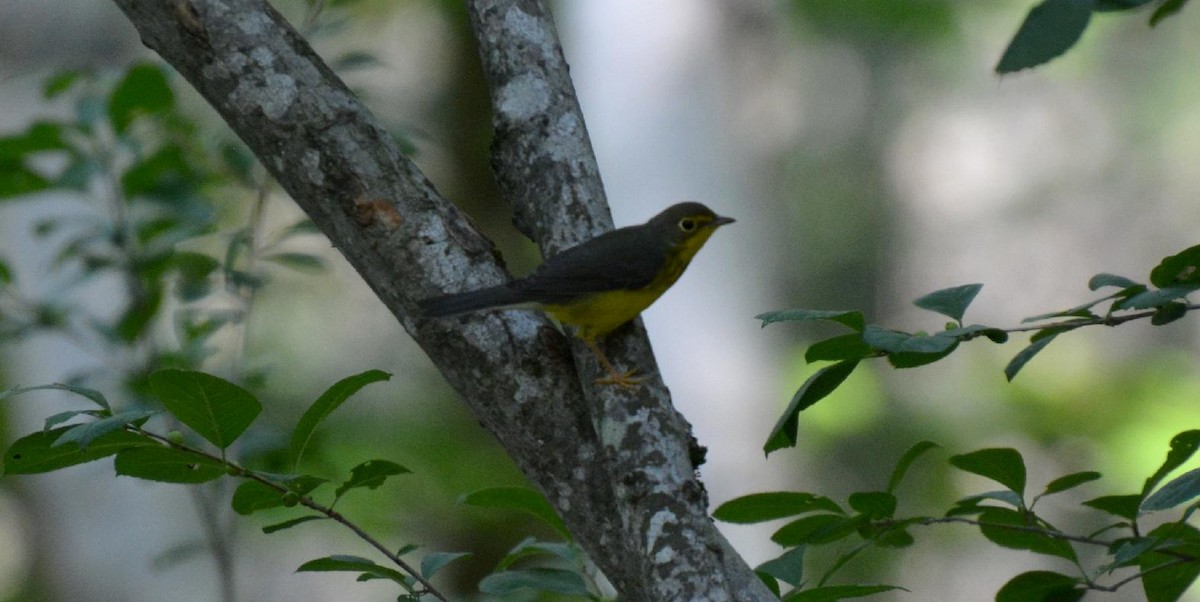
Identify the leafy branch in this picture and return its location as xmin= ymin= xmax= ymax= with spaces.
xmin=716 ymin=433 xmax=1200 ymax=601
xmin=759 ymin=243 xmax=1200 ymax=455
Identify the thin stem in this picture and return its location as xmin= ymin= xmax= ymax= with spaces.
xmin=131 ymin=427 xmax=449 ymax=601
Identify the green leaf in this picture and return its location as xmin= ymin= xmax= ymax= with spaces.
xmin=459 ymin=487 xmax=570 ymax=540
xmin=150 ymin=369 xmax=261 ymax=450
xmin=772 ymin=514 xmax=859 ymax=546
xmin=232 ymin=480 xmax=286 ymax=515
xmin=289 ymin=369 xmax=391 ymax=469
xmin=120 ymin=144 xmax=199 ymax=200
xmin=996 ymin=0 xmax=1093 ymax=74
xmin=53 ymin=409 xmax=158 ymax=450
xmin=495 ymin=538 xmax=578 ymax=571
xmin=330 ymin=51 xmax=382 ymax=72
xmin=764 ymin=360 xmax=859 ymax=454
xmin=334 ymin=459 xmax=410 ymax=499
xmin=1005 ymin=333 xmax=1059 ymax=381
xmin=419 ymin=552 xmax=470 ymax=579
xmin=262 ymin=252 xmax=325 ymax=273
xmin=172 ymin=252 xmax=220 ymax=301
xmin=756 ymin=309 xmax=865 ymax=332
xmin=848 ymin=491 xmax=897 ymax=519
xmin=108 ymin=63 xmax=174 ymax=134
xmin=805 ymin=333 xmax=872 ymax=363
xmin=956 ymin=489 xmax=1025 ymax=510
xmin=262 ymin=515 xmax=326 ymax=534
xmin=784 ymin=584 xmax=904 ymax=601
xmin=0 ymin=162 xmax=50 ymax=199
xmin=296 ymin=555 xmax=410 ymax=586
xmin=1142 ymin=431 xmax=1200 ymax=498
xmin=943 ymin=324 xmax=1009 ymax=344
xmin=43 ymin=69 xmax=85 ymax=99
xmin=977 ymin=507 xmax=1077 ymax=561
xmin=861 ymin=327 xmax=958 ymax=368
xmin=995 ymin=571 xmax=1084 ymax=602
xmin=1114 ymin=285 xmax=1200 ymax=310
xmin=1039 ymin=471 xmax=1102 ymax=498
xmin=713 ymin=492 xmax=844 ymax=524
xmin=2 ymin=382 xmax=111 ymax=410
xmin=757 ymin=546 xmax=806 ymax=588
xmin=1082 ymin=494 xmax=1141 ymax=520
xmin=949 ymin=448 xmax=1027 ymax=497
xmin=0 ymin=258 xmax=11 ymax=285
xmin=1150 ymin=0 xmax=1189 ymax=26
xmin=887 ymin=440 xmax=940 ymax=494
xmin=4 ymin=428 xmax=151 ymax=475
xmin=114 ymin=445 xmax=225 ymax=483
xmin=1142 ymin=467 xmax=1200 ymax=513
xmin=912 ymin=283 xmax=982 ymax=323
xmin=1151 ymin=301 xmax=1188 ymax=326
xmin=1139 ymin=523 xmax=1200 ymax=602
xmin=1151 ymin=244 xmax=1200 ymax=287
xmin=478 ymin=568 xmax=591 ymax=596
xmin=1089 ymin=273 xmax=1141 ymax=290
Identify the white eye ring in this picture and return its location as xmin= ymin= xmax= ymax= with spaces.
xmin=678 ymin=218 xmax=696 ymax=232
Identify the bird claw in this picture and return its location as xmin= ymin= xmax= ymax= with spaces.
xmin=595 ymin=369 xmax=646 ymax=388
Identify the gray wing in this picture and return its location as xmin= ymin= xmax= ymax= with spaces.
xmin=513 ymin=226 xmax=666 ymax=304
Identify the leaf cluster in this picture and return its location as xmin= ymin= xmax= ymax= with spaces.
xmin=717 ymin=433 xmax=1200 ymax=601
xmin=759 ymin=244 xmax=1200 ymax=455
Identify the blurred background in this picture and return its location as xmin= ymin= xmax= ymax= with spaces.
xmin=2 ymin=0 xmax=1200 ymax=600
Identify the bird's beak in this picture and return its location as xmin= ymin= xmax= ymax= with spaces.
xmin=714 ymin=215 xmax=735 ymax=227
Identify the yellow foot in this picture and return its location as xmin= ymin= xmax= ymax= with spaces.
xmin=595 ymin=369 xmax=646 ymax=388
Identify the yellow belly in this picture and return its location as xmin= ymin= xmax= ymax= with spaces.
xmin=543 ymin=287 xmax=665 ymax=342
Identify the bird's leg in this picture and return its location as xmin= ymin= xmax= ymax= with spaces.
xmin=584 ymin=337 xmax=645 ymax=388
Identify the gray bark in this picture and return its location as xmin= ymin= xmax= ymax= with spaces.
xmin=110 ymin=0 xmax=773 ymax=599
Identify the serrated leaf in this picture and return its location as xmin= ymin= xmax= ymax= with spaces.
xmin=995 ymin=570 xmax=1083 ymax=602
xmin=1040 ymin=471 xmax=1102 ymax=498
xmin=1139 ymin=522 xmax=1200 ymax=602
xmin=772 ymin=514 xmax=858 ymax=546
xmin=764 ymin=360 xmax=859 ymax=455
xmin=757 ymin=546 xmax=806 ymax=588
xmin=805 ymin=333 xmax=872 ymax=363
xmin=1142 ymin=467 xmax=1200 ymax=513
xmin=114 ymin=445 xmax=225 ymax=483
xmin=262 ymin=515 xmax=326 ymax=534
xmin=289 ymin=369 xmax=390 ymax=469
xmin=108 ymin=63 xmax=174 ymax=134
xmin=334 ymin=459 xmax=409 ymax=499
xmin=3 ymin=427 xmax=151 ymax=475
xmin=756 ymin=309 xmax=865 ymax=332
xmin=1005 ymin=333 xmax=1059 ymax=381
xmin=1143 ymin=431 xmax=1200 ymax=498
xmin=296 ymin=555 xmax=410 ymax=586
xmin=913 ymin=283 xmax=982 ymax=323
xmin=949 ymin=448 xmax=1027 ymax=497
xmin=713 ymin=492 xmax=844 ymax=524
xmin=419 ymin=552 xmax=470 ymax=579
xmin=459 ymin=487 xmax=570 ymax=540
xmin=977 ymin=507 xmax=1077 ymax=561
xmin=1089 ymin=273 xmax=1142 ymax=290
xmin=53 ymin=409 xmax=158 ymax=450
xmin=996 ymin=0 xmax=1093 ymax=74
xmin=479 ymin=568 xmax=591 ymax=596
xmin=784 ymin=584 xmax=904 ymax=602
xmin=150 ymin=369 xmax=261 ymax=450
xmin=887 ymin=441 xmax=940 ymax=494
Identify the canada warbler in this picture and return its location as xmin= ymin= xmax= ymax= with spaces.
xmin=419 ymin=202 xmax=734 ymax=387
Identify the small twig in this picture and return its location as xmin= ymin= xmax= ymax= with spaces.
xmin=130 ymin=427 xmax=449 ymax=601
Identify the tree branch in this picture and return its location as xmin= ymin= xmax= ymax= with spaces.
xmin=110 ymin=0 xmax=770 ymax=598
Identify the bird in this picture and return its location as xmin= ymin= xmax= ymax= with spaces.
xmin=419 ymin=202 xmax=735 ymax=387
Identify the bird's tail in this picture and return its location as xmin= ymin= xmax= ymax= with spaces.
xmin=418 ymin=285 xmax=526 ymax=318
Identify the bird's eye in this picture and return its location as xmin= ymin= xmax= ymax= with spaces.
xmin=678 ymin=218 xmax=696 ymax=232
